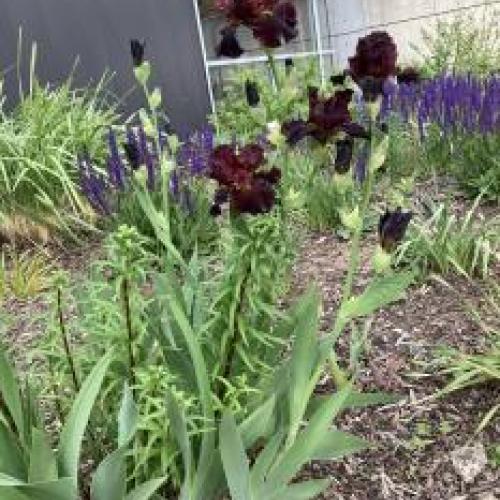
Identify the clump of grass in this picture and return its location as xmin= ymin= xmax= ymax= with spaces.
xmin=1 ymin=248 xmax=53 ymax=299
xmin=432 ymin=279 xmax=500 ymax=432
xmin=0 ymin=43 xmax=118 ymax=238
xmin=396 ymin=194 xmax=499 ymax=280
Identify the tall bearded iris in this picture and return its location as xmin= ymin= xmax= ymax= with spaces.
xmin=282 ymin=87 xmax=369 ymax=145
xmin=215 ymin=0 xmax=298 ymax=57
xmin=208 ymin=143 xmax=281 ymax=215
xmin=348 ymin=31 xmax=398 ymax=101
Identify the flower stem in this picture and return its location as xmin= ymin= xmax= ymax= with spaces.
xmin=47 ymin=359 xmax=65 ymax=426
xmin=121 ymin=277 xmax=136 ymax=391
xmin=56 ymin=287 xmax=80 ymax=394
xmin=328 ymin=121 xmax=376 ymax=387
xmin=266 ymin=50 xmax=281 ymax=92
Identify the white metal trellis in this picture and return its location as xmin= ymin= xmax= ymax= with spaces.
xmin=192 ymin=0 xmax=216 ymax=112
xmin=192 ymin=0 xmax=335 ymax=113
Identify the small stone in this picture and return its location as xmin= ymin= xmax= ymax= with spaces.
xmin=450 ymin=443 xmax=488 ymax=483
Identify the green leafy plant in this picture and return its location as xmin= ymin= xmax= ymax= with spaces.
xmin=431 ymin=279 xmax=500 ymax=432
xmin=7 ymin=249 xmax=53 ymax=299
xmin=0 ymin=42 xmax=117 ymax=237
xmin=396 ymin=195 xmax=499 ymax=279
xmin=5 ymin=31 xmax=420 ymax=499
xmin=212 ymin=60 xmax=318 ymax=141
xmin=451 ymin=134 xmax=500 ymax=201
xmin=416 ymin=4 xmax=500 ymax=77
xmin=0 ymin=346 xmax=165 ymax=499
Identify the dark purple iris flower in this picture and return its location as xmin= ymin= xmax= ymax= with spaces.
xmin=217 ymin=27 xmax=244 ymax=58
xmin=282 ymin=87 xmax=368 ymax=145
xmin=208 ymin=143 xmax=281 ymax=215
xmin=349 ymin=31 xmax=398 ymax=101
xmin=397 ymin=66 xmax=421 ymax=85
xmin=330 ymin=70 xmax=348 ymax=86
xmin=245 ymin=79 xmax=260 ymax=107
xmin=334 ymin=138 xmax=354 ymax=174
xmin=378 ymin=207 xmax=412 ymax=252
xmin=215 ymin=0 xmax=298 ymax=56
xmin=124 ymin=128 xmax=142 ymax=170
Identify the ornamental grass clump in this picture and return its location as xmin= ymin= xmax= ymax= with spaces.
xmin=0 ymin=60 xmax=117 ymax=239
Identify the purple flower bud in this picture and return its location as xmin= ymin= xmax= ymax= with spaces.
xmin=130 ymin=39 xmax=145 ymax=67
xmin=378 ymin=207 xmax=412 ymax=252
xmin=124 ymin=128 xmax=142 ymax=170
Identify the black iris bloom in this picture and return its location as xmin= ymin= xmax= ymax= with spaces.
xmin=378 ymin=207 xmax=412 ymax=252
xmin=123 ymin=129 xmax=142 ymax=170
xmin=330 ymin=70 xmax=347 ymax=86
xmin=245 ymin=79 xmax=260 ymax=107
xmin=217 ymin=27 xmax=244 ymax=58
xmin=130 ymin=39 xmax=145 ymax=67
xmin=334 ymin=138 xmax=354 ymax=173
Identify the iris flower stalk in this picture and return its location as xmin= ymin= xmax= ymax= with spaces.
xmin=130 ymin=40 xmax=185 ymax=270
xmin=321 ymin=103 xmax=390 ymax=389
xmin=266 ymin=48 xmax=281 ymax=91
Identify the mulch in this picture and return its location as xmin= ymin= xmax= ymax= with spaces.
xmin=290 ymin=228 xmax=499 ymax=499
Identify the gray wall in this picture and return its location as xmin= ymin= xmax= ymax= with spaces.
xmin=320 ymin=0 xmax=495 ymax=68
xmin=0 ymin=0 xmax=211 ymax=132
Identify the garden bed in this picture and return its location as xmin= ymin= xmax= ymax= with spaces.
xmin=292 ymin=231 xmax=499 ymax=499
xmin=3 ymin=187 xmax=498 ymax=499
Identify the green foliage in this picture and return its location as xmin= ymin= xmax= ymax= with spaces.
xmin=413 ymin=121 xmax=500 ymax=202
xmin=416 ymin=5 xmax=500 ymax=77
xmin=0 ymin=46 xmax=117 ymax=235
xmin=432 ymin=279 xmax=500 ymax=432
xmin=451 ymin=134 xmax=500 ymax=201
xmin=4 ymin=250 xmax=52 ymax=299
xmin=0 ymin=35 xmax=428 ymax=499
xmin=384 ymin=116 xmax=426 ymax=181
xmin=0 ymin=347 xmax=164 ymax=500
xmin=212 ymin=60 xmax=319 ymax=141
xmin=396 ymin=196 xmax=499 ymax=279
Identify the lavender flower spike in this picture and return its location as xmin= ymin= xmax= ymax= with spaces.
xmin=107 ymin=129 xmax=126 ymax=190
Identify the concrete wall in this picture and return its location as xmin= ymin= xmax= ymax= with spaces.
xmin=0 ymin=0 xmax=211 ymax=132
xmin=319 ymin=0 xmax=496 ymax=69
